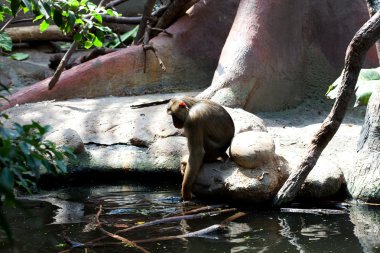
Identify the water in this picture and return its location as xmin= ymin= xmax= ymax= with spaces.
xmin=0 ymin=182 xmax=379 ymax=253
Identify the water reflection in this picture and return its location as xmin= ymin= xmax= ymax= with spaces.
xmin=350 ymin=205 xmax=380 ymax=253
xmin=1 ymin=184 xmax=380 ymax=253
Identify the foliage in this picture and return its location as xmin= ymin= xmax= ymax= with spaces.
xmin=0 ymin=0 xmax=120 ymax=49
xmin=0 ymin=32 xmax=12 ymax=52
xmin=10 ymin=52 xmax=29 ymax=60
xmin=105 ymin=25 xmax=139 ymax=49
xmin=326 ymin=67 xmax=380 ymax=106
xmin=0 ymin=89 xmax=75 ymax=239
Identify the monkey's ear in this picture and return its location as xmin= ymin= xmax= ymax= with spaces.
xmin=179 ymin=101 xmax=186 ymax=107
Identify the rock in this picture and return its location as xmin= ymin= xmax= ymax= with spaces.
xmin=298 ymin=160 xmax=345 ymax=199
xmin=45 ymin=128 xmax=85 ymax=155
xmin=227 ymin=108 xmax=267 ymax=133
xmin=230 ymin=131 xmax=275 ymax=169
xmin=192 ymin=156 xmax=289 ymax=203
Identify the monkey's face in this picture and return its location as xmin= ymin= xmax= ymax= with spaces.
xmin=167 ymin=99 xmax=188 ymax=129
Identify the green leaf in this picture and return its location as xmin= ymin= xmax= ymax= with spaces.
xmin=21 ymin=0 xmax=31 ymax=11
xmin=53 ymin=9 xmax=63 ymax=27
xmin=326 ymin=67 xmax=380 ymax=106
xmin=105 ymin=25 xmax=138 ymax=48
xmin=354 ymin=80 xmax=380 ymax=107
xmin=0 ymin=32 xmax=13 ymax=52
xmin=75 ymin=18 xmax=85 ymax=26
xmin=358 ymin=68 xmax=380 ymax=81
xmin=40 ymin=19 xmax=50 ymax=32
xmin=33 ymin=14 xmax=44 ymax=22
xmin=10 ymin=53 xmax=29 ymax=61
xmin=84 ymin=40 xmax=92 ymax=49
xmin=0 ymin=167 xmax=14 ymax=190
xmin=93 ymin=13 xmax=102 ymax=23
xmin=37 ymin=0 xmax=50 ymax=19
xmin=93 ymin=36 xmax=102 ymax=47
xmin=73 ymin=33 xmax=82 ymax=42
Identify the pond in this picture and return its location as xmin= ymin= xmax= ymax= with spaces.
xmin=0 ymin=181 xmax=379 ymax=253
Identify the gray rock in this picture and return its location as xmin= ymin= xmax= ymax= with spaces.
xmin=298 ymin=160 xmax=345 ymax=199
xmin=230 ymin=131 xmax=275 ymax=169
xmin=45 ymin=128 xmax=85 ymax=155
xmin=192 ymin=156 xmax=289 ymax=203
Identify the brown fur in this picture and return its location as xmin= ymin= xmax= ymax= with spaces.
xmin=167 ymin=96 xmax=235 ymax=200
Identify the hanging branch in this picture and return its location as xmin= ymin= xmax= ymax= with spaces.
xmin=134 ymin=0 xmax=157 ymax=44
xmin=48 ymin=41 xmax=78 ymax=89
xmin=273 ymin=11 xmax=380 ymax=206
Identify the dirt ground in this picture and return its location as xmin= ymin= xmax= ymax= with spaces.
xmin=257 ymin=90 xmax=366 ymax=175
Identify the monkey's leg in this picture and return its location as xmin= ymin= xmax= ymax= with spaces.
xmin=180 ymin=155 xmax=189 ymax=176
xmin=182 ymin=148 xmax=204 ymax=201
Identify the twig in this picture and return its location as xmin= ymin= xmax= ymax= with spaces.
xmin=149 ymin=27 xmax=172 ymax=36
xmin=88 ymin=207 xmax=236 ymax=244
xmin=1 ymin=9 xmax=21 ymax=32
xmin=48 ymin=41 xmax=78 ymax=90
xmin=130 ymin=99 xmax=170 ymax=109
xmin=143 ymin=44 xmax=166 ymax=71
xmin=95 ymin=205 xmax=151 ymax=253
xmin=101 ymin=15 xmax=142 ymax=24
xmin=9 ymin=18 xmax=33 ymax=25
xmin=280 ymin=208 xmax=347 ymax=215
xmin=134 ymin=212 xmax=246 ymax=244
xmin=118 ymin=207 xmax=237 ymax=233
xmin=163 ymin=204 xmax=226 ymax=217
xmin=134 ymin=0 xmax=156 ymax=44
xmin=0 ymin=17 xmax=14 ymax=33
xmin=105 ymin=0 xmax=128 ymax=8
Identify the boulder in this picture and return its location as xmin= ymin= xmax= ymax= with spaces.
xmin=298 ymin=160 xmax=345 ymax=199
xmin=45 ymin=128 xmax=85 ymax=155
xmin=192 ymin=156 xmax=289 ymax=203
xmin=230 ymin=131 xmax=275 ymax=169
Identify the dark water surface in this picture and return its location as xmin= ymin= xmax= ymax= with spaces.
xmin=0 ymin=182 xmax=379 ymax=253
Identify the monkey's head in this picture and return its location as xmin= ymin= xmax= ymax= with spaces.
xmin=167 ymin=98 xmax=189 ymax=129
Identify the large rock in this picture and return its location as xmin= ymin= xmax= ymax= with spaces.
xmin=45 ymin=128 xmax=85 ymax=155
xmin=230 ymin=131 xmax=275 ymax=169
xmin=298 ymin=160 xmax=345 ymax=199
xmin=192 ymin=156 xmax=290 ymax=203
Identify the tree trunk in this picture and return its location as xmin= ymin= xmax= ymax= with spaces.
xmin=366 ymin=0 xmax=380 ymax=64
xmin=273 ymin=11 xmax=380 ymax=206
xmin=197 ymin=0 xmax=377 ymax=112
xmin=346 ymin=86 xmax=380 ymax=202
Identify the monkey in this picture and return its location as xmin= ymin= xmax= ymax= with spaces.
xmin=167 ymin=96 xmax=235 ymax=200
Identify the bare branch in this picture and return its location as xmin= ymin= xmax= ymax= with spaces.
xmin=95 ymin=206 xmax=150 ymax=253
xmin=273 ymin=11 xmax=380 ymax=206
xmin=134 ymin=0 xmax=156 ymax=44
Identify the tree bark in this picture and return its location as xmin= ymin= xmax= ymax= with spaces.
xmin=366 ymin=0 xmax=380 ymax=64
xmin=5 ymin=26 xmax=71 ymax=42
xmin=273 ymin=11 xmax=380 ymax=206
xmin=346 ymin=86 xmax=380 ymax=202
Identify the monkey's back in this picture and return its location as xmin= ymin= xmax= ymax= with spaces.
xmin=187 ymin=100 xmax=235 ymax=156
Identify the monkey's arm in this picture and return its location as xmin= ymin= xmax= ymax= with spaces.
xmin=182 ymin=126 xmax=205 ymax=200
